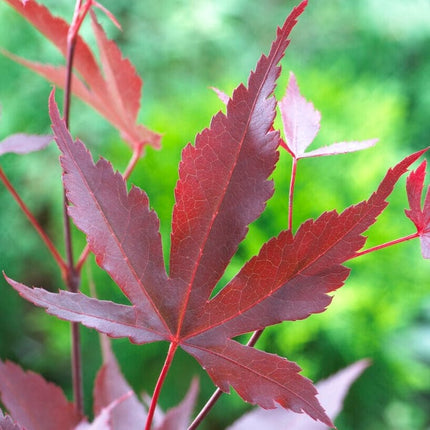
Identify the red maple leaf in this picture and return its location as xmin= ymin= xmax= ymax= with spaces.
xmin=2 ymin=0 xmax=161 ymax=151
xmin=4 ymin=1 xmax=427 ymax=427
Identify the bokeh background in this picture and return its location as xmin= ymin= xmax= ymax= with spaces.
xmin=0 ymin=0 xmax=429 ymax=428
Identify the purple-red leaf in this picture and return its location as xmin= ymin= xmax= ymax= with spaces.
xmin=2 ymin=0 xmax=161 ymax=150
xmin=169 ymin=0 xmax=307 ymax=333
xmin=5 ymin=276 xmax=162 ymax=344
xmin=0 ymin=133 xmax=52 ymax=156
xmin=405 ymin=160 xmax=430 ymax=258
xmin=227 ymin=360 xmax=370 ymax=429
xmin=6 ymin=2 xmax=427 ymax=427
xmin=0 ymin=360 xmax=82 ymax=430
xmin=49 ymin=89 xmax=172 ymax=335
xmin=279 ymin=72 xmax=376 ymax=158
xmin=188 ymin=149 xmax=427 ymax=339
xmin=182 ymin=338 xmax=329 ymax=423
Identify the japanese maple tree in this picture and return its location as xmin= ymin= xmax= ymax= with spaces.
xmin=0 ymin=0 xmax=428 ymax=429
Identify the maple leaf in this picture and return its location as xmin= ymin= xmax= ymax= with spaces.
xmin=0 ymin=359 xmax=133 ymax=430
xmin=1 ymin=0 xmax=161 ymax=151
xmin=0 ymin=360 xmax=83 ymax=430
xmin=5 ymin=1 xmax=427 ymax=427
xmin=405 ymin=160 xmax=430 ymax=258
xmin=0 ymin=133 xmax=52 ymax=156
xmin=279 ymin=72 xmax=377 ymax=158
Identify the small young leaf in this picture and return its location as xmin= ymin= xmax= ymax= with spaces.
xmin=279 ymin=72 xmax=377 ymax=159
xmin=405 ymin=160 xmax=430 ymax=258
xmin=0 ymin=133 xmax=52 ymax=156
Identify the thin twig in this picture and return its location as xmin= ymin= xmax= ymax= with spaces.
xmin=61 ymin=0 xmax=88 ymax=416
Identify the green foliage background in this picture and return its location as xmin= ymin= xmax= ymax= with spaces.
xmin=0 ymin=0 xmax=429 ymax=429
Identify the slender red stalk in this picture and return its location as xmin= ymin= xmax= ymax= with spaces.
xmin=0 ymin=167 xmax=67 ymax=277
xmin=123 ymin=146 xmax=143 ymax=180
xmin=353 ymin=232 xmax=419 ymax=258
xmin=288 ymin=157 xmax=298 ymax=231
xmin=145 ymin=342 xmax=178 ymax=430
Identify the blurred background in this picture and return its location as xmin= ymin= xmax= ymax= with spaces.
xmin=0 ymin=0 xmax=429 ymax=428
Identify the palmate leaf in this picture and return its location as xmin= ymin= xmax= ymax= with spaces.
xmin=5 ymin=1 xmax=427 ymax=426
xmin=2 ymin=0 xmax=161 ymax=150
xmin=279 ymin=72 xmax=377 ymax=158
xmin=0 ymin=360 xmax=83 ymax=430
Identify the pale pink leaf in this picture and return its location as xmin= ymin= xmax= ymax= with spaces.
xmin=155 ymin=379 xmax=199 ymax=430
xmin=0 ymin=133 xmax=52 ymax=156
xmin=279 ymin=72 xmax=377 ymax=159
xmin=211 ymin=87 xmax=230 ymax=105
xmin=303 ymin=139 xmax=378 ymax=158
xmin=94 ymin=336 xmax=147 ymax=430
xmin=0 ymin=410 xmax=22 ymax=430
xmin=279 ymin=71 xmax=321 ymax=158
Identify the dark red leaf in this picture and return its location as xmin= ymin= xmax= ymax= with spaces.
xmin=405 ymin=160 xmax=430 ymax=258
xmin=2 ymin=0 xmax=161 ymax=150
xmin=0 ymin=360 xmax=82 ymax=430
xmin=0 ymin=133 xmax=52 ymax=156
xmin=168 ymin=0 xmax=307 ymax=333
xmin=6 ymin=2 xmax=427 ymax=427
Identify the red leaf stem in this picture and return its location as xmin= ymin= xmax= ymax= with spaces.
xmin=288 ymin=157 xmax=298 ymax=230
xmin=145 ymin=343 xmax=179 ymax=430
xmin=354 ymin=232 xmax=420 ymax=258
